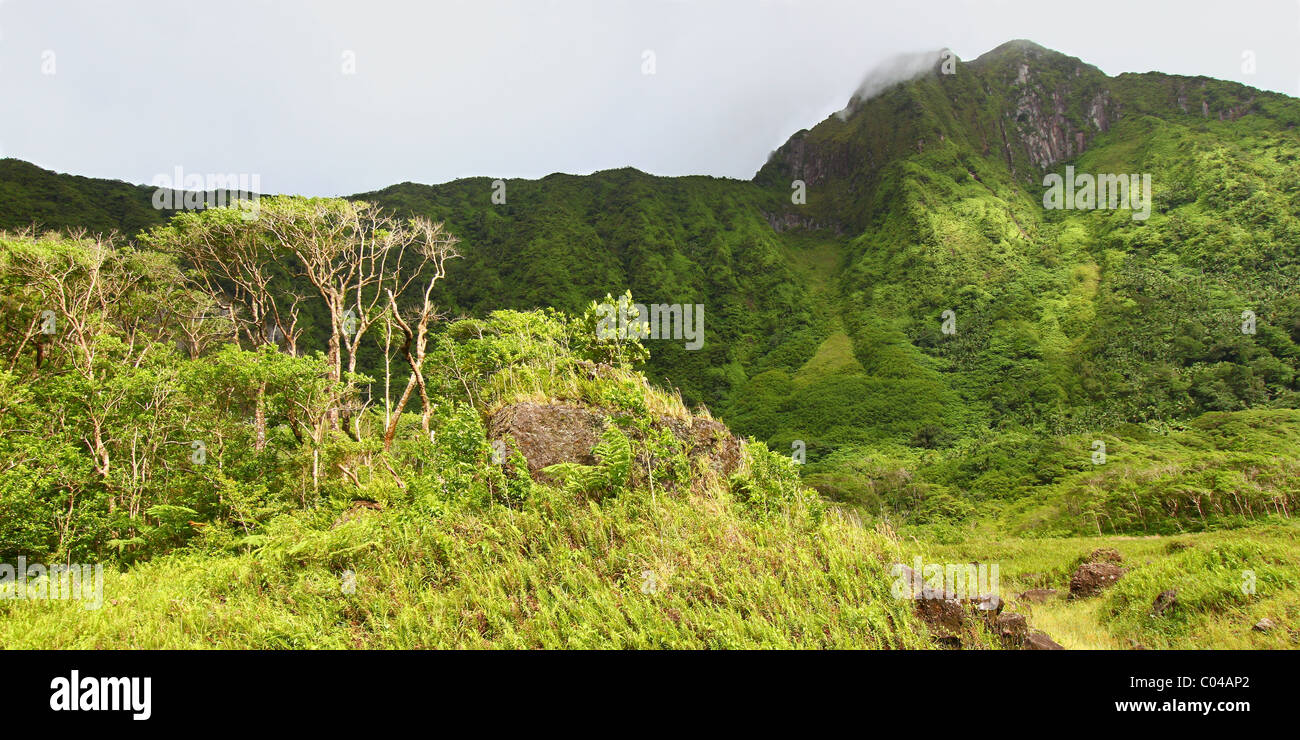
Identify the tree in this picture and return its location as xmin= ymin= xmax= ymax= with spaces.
xmin=383 ymin=217 xmax=461 ymax=448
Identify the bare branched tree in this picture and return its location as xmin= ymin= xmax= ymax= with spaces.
xmin=383 ymin=217 xmax=460 ymax=449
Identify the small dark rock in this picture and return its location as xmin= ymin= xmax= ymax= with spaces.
xmin=972 ymin=592 xmax=1003 ymax=614
xmin=994 ymin=612 xmax=1029 ymax=648
xmin=1070 ymin=562 xmax=1128 ymax=598
xmin=1025 ymin=630 xmax=1065 ymax=650
xmin=913 ymin=596 xmax=968 ymax=637
xmin=1152 ymin=589 xmax=1178 ymax=617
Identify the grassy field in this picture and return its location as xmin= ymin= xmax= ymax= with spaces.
xmin=0 ymin=477 xmax=940 ymax=650
xmin=9 ymin=488 xmax=1292 ymax=649
xmin=913 ymin=522 xmax=1300 ymax=649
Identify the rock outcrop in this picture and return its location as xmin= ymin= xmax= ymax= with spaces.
xmin=994 ymin=612 xmax=1029 ymax=648
xmin=487 ymin=403 xmax=607 ymax=481
xmin=487 ymin=402 xmax=744 ymax=485
xmin=1069 ymin=562 xmax=1128 ymax=598
xmin=894 ymin=564 xmax=1062 ymax=650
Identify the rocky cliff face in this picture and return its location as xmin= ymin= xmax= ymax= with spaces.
xmin=973 ymin=40 xmax=1120 ymax=172
xmin=766 ymin=131 xmax=839 ymax=188
xmin=1003 ymin=71 xmax=1118 ymax=170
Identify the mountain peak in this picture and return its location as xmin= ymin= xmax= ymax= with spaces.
xmin=968 ymin=39 xmax=1105 ymax=79
xmin=971 ymin=39 xmax=1054 ymax=63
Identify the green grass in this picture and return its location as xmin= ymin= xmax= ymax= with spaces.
xmin=794 ymin=327 xmax=864 ymax=384
xmin=921 ymin=523 xmax=1300 ymax=649
xmin=0 ymin=483 xmax=933 ymax=649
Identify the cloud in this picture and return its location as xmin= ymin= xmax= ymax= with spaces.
xmin=836 ymin=49 xmax=949 ymax=120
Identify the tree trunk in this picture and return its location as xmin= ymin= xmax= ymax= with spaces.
xmin=255 ymin=380 xmax=268 ymax=451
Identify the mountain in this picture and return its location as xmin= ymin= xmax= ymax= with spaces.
xmin=737 ymin=40 xmax=1300 ymax=528
xmin=4 ymin=40 xmax=1299 ymax=535
xmin=356 ymin=41 xmax=1300 ymax=534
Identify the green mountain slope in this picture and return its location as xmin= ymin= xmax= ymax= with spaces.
xmin=373 ymin=41 xmax=1300 ymax=467
xmin=353 ymin=171 xmax=820 ymax=407
xmin=738 ymin=42 xmax=1300 ymax=527
xmin=0 ymin=158 xmax=168 ymax=235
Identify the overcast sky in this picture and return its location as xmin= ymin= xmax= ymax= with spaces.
xmin=1 ymin=0 xmax=1298 ymax=196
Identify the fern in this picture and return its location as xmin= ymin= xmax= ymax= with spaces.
xmin=106 ymin=536 xmax=147 ymax=552
xmin=145 ymin=504 xmax=199 ymax=521
xmin=592 ymin=424 xmax=632 ymax=493
xmin=541 ymin=423 xmax=633 ymax=497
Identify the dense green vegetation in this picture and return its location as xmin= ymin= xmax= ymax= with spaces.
xmin=359 ymin=44 xmax=1300 ymax=533
xmin=0 ymin=159 xmax=169 ymax=236
xmin=0 ymin=218 xmax=941 ymax=648
xmin=1 ymin=40 xmax=1297 ymax=648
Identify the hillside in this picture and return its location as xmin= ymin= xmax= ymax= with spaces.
xmin=0 ymin=233 xmax=938 ymax=647
xmin=0 ymin=158 xmax=168 ymax=235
